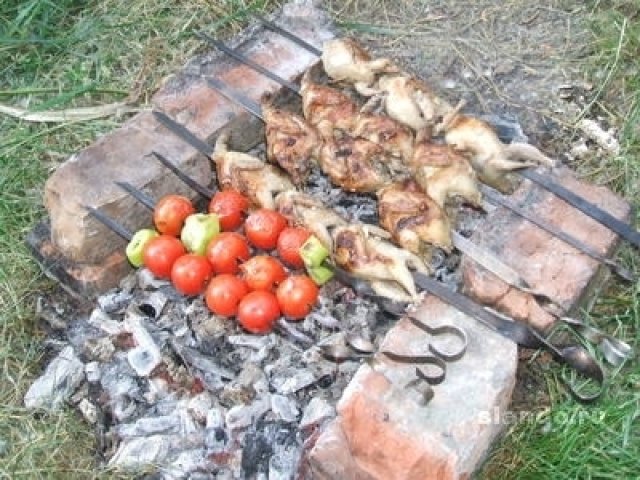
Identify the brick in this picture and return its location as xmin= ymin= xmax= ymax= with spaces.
xmin=35 ymin=2 xmax=334 ymax=296
xmin=309 ymin=296 xmax=517 ymax=480
xmin=462 ymin=167 xmax=631 ymax=331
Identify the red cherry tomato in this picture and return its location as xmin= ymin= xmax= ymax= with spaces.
xmin=153 ymin=194 xmax=195 ymax=236
xmin=205 ymin=274 xmax=249 ymax=317
xmin=206 ymin=232 xmax=251 ymax=274
xmin=143 ymin=235 xmax=186 ymax=279
xmin=276 ymin=275 xmax=319 ymax=320
xmin=208 ymin=189 xmax=250 ymax=231
xmin=241 ymin=255 xmax=287 ymax=291
xmin=244 ymin=209 xmax=287 ymax=250
xmin=170 ymin=254 xmax=213 ymax=296
xmin=277 ymin=227 xmax=312 ymax=269
xmin=237 ymin=290 xmax=281 ymax=334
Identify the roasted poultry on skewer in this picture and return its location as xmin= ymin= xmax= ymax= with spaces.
xmin=213 ymin=131 xmax=294 ymax=209
xmin=409 ymin=133 xmax=482 ymax=209
xmin=275 ymin=191 xmax=429 ymax=302
xmin=377 ymin=179 xmax=452 ymax=256
xmin=300 ymin=70 xmax=359 ymax=139
xmin=262 ymin=101 xmax=320 ymax=185
xmin=321 ymin=38 xmax=399 ymax=95
xmin=441 ymin=113 xmax=556 ymax=192
xmin=319 ymin=136 xmax=392 ymax=193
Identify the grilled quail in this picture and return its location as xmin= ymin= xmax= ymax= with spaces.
xmin=213 ymin=131 xmax=294 ymax=209
xmin=377 ymin=179 xmax=452 ymax=257
xmin=262 ymin=102 xmax=320 ymax=185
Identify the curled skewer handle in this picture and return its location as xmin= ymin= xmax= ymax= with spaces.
xmin=559 ymin=316 xmax=634 ymax=366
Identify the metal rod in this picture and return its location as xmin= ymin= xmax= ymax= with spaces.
xmin=483 ymin=188 xmax=634 ymax=282
xmin=115 ymin=181 xmax=156 ymax=210
xmin=252 ymin=13 xmax=322 ymax=56
xmin=151 ymin=151 xmax=216 ymax=199
xmin=153 ymin=111 xmax=215 ymax=157
xmin=85 ymin=206 xmax=133 ymax=241
xmin=196 ymin=32 xmax=301 ymax=94
xmin=204 ymin=77 xmax=264 ymax=121
xmin=519 ymin=168 xmax=640 ymax=249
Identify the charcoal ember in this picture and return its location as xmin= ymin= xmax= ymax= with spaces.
xmin=242 ymin=420 xmax=300 ymax=480
xmin=275 ymin=319 xmax=315 ymax=347
xmin=78 ymin=398 xmax=99 ymax=424
xmin=125 ymin=313 xmax=162 ymax=377
xmin=98 ymin=289 xmax=133 ymax=314
xmin=85 ymin=361 xmax=101 ymax=382
xmin=137 ymin=268 xmax=171 ymax=290
xmin=82 ymin=336 xmax=116 ymax=362
xmin=185 ymin=391 xmax=215 ymax=424
xmin=99 ymin=355 xmax=144 ymax=421
xmin=220 ymin=364 xmax=268 ymax=406
xmin=164 ymin=448 xmax=208 ymax=479
xmin=225 ymin=396 xmax=271 ymax=431
xmin=299 ymin=397 xmax=335 ymax=430
xmin=269 ymin=367 xmax=317 ymax=395
xmin=36 ymin=296 xmax=68 ymax=330
xmin=136 ymin=290 xmax=168 ymax=319
xmin=169 ymin=342 xmax=235 ymax=391
xmin=88 ymin=307 xmax=124 ymax=336
xmin=270 ymin=394 xmax=300 ymax=423
xmin=108 ymin=432 xmax=205 ymax=472
xmin=116 ymin=410 xmax=198 ymax=438
xmin=189 ymin=300 xmax=230 ymax=340
xmin=227 ymin=333 xmax=276 ymax=364
xmin=194 ymin=337 xmax=243 ymax=375
xmin=24 ymin=345 xmax=84 ymax=411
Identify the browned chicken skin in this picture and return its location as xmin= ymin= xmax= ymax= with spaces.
xmin=409 ymin=136 xmax=482 ymax=208
xmin=333 ymin=224 xmax=430 ymax=302
xmin=262 ymin=102 xmax=320 ymax=186
xmin=321 ymin=38 xmax=399 ymax=95
xmin=213 ymin=131 xmax=294 ymax=209
xmin=301 ymin=70 xmax=359 ymax=140
xmin=351 ymin=112 xmax=414 ymax=172
xmin=319 ymin=136 xmax=392 ymax=193
xmin=377 ymin=179 xmax=452 ymax=257
xmin=442 ymin=114 xmax=556 ymax=192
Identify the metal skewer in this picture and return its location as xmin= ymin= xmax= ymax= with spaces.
xmin=149 ymin=109 xmax=619 ymax=401
xmin=199 ymin=30 xmax=640 ymax=249
xmin=85 ymin=206 xmax=133 ymax=241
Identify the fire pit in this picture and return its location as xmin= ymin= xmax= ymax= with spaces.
xmin=24 ymin=2 xmax=634 ymax=479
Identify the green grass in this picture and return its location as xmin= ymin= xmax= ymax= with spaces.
xmin=0 ymin=0 xmax=638 ymax=478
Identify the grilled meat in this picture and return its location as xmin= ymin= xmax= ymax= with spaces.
xmin=262 ymin=102 xmax=320 ymax=185
xmin=409 ymin=137 xmax=482 ymax=208
xmin=333 ymin=224 xmax=430 ymax=302
xmin=369 ymin=74 xmax=453 ymax=132
xmin=351 ymin=112 xmax=414 ymax=172
xmin=321 ymin=38 xmax=398 ymax=95
xmin=213 ymin=131 xmax=294 ymax=209
xmin=377 ymin=179 xmax=452 ymax=257
xmin=319 ymin=136 xmax=392 ymax=193
xmin=301 ymin=70 xmax=359 ymax=140
xmin=442 ymin=114 xmax=556 ymax=192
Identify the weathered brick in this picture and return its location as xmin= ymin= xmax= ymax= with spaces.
xmin=309 ymin=296 xmax=517 ymax=480
xmin=462 ymin=167 xmax=631 ymax=331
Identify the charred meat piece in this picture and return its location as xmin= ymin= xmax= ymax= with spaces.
xmin=370 ymin=74 xmax=453 ymax=132
xmin=262 ymin=102 xmax=320 ymax=185
xmin=351 ymin=112 xmax=414 ymax=172
xmin=213 ymin=131 xmax=294 ymax=209
xmin=321 ymin=38 xmax=398 ymax=94
xmin=409 ymin=139 xmax=482 ymax=208
xmin=301 ymin=70 xmax=359 ymax=140
xmin=333 ymin=224 xmax=430 ymax=302
xmin=442 ymin=114 xmax=556 ymax=192
xmin=319 ymin=136 xmax=391 ymax=193
xmin=377 ymin=179 xmax=452 ymax=256
xmin=275 ymin=191 xmax=348 ymax=251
